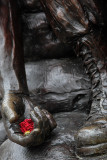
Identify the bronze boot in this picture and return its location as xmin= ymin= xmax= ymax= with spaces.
xmin=75 ymin=34 xmax=107 ymax=157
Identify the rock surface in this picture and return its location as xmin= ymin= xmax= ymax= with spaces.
xmin=26 ymin=58 xmax=91 ymax=113
xmin=0 ymin=58 xmax=91 ymax=115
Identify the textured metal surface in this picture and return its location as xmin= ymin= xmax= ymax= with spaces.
xmin=26 ymin=59 xmax=91 ymax=113
xmin=0 ymin=0 xmax=107 ymax=158
xmin=0 ymin=112 xmax=87 ymax=160
xmin=0 ymin=112 xmax=107 ymax=160
xmin=0 ymin=120 xmax=7 ymax=146
xmin=0 ymin=58 xmax=91 ymax=115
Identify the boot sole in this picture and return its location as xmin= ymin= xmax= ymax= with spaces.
xmin=76 ymin=142 xmax=107 ymax=157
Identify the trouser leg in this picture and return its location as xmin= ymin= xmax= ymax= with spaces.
xmin=0 ymin=0 xmax=28 ymax=95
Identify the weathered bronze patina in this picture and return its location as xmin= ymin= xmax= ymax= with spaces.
xmin=0 ymin=0 xmax=107 ymax=158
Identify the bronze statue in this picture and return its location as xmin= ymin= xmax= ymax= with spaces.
xmin=0 ymin=0 xmax=107 ymax=158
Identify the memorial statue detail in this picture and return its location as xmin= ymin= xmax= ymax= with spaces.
xmin=0 ymin=0 xmax=107 ymax=158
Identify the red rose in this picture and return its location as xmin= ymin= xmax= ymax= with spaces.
xmin=19 ymin=119 xmax=34 ymax=135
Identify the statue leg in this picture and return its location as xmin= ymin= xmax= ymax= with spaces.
xmin=40 ymin=0 xmax=107 ymax=157
xmin=75 ymin=34 xmax=107 ymax=157
xmin=0 ymin=0 xmax=28 ymax=95
xmin=0 ymin=0 xmax=56 ymax=146
xmin=0 ymin=0 xmax=28 ymax=122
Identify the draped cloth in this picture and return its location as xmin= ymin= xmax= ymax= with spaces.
xmin=40 ymin=0 xmax=103 ymax=42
